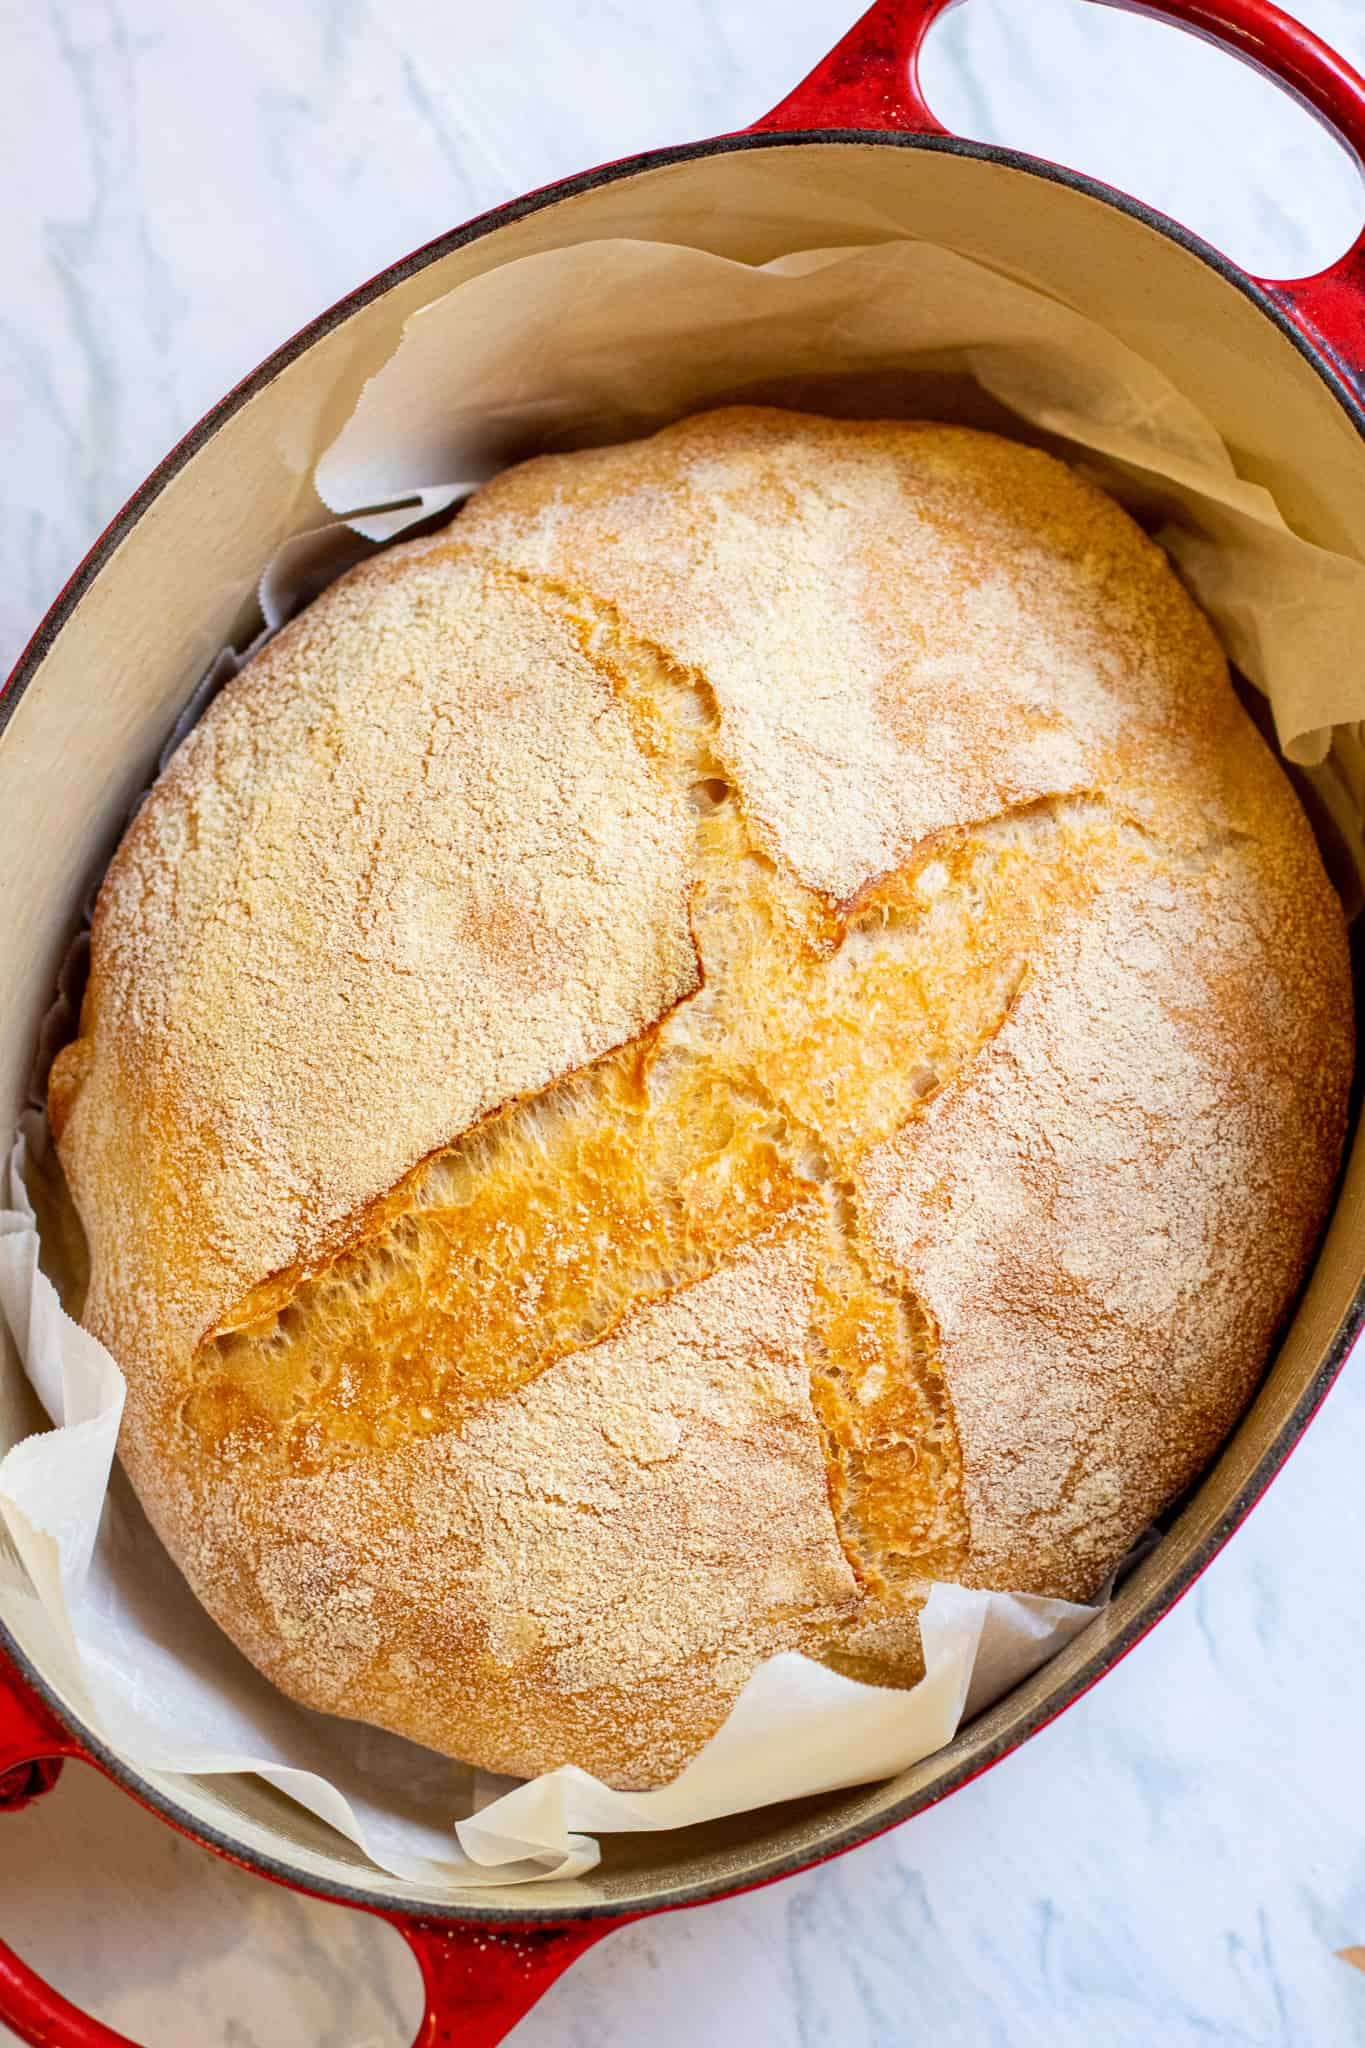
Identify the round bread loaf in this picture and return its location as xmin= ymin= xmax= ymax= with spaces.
xmin=49 ymin=408 xmax=1352 ymax=1789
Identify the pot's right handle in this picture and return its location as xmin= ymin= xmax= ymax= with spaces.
xmin=1103 ymin=1 xmax=1365 ymax=399
xmin=751 ymin=0 xmax=1365 ymax=400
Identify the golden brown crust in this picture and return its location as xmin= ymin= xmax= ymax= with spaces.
xmin=50 ymin=551 xmax=700 ymax=1370
xmin=450 ymin=407 xmax=1257 ymax=893
xmin=51 ymin=408 xmax=1352 ymax=1786
xmin=857 ymin=796 xmax=1351 ymax=1600
xmin=180 ymin=1228 xmax=877 ymax=1789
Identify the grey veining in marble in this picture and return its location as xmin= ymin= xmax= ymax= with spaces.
xmin=5 ymin=1 xmax=1365 ymax=2042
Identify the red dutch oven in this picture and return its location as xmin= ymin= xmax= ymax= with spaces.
xmin=3 ymin=1 xmax=1365 ymax=2041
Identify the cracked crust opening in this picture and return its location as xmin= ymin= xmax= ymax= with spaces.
xmin=50 ymin=409 xmax=1352 ymax=1787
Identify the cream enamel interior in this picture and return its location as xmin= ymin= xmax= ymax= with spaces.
xmin=2 ymin=136 xmax=1363 ymax=1915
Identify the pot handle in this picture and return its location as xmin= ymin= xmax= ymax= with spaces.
xmin=389 ymin=1913 xmax=637 ymax=2047
xmin=0 ymin=1915 xmax=628 ymax=2048
xmin=750 ymin=0 xmax=1365 ymax=399
xmin=0 ymin=1658 xmax=631 ymax=2047
xmin=0 ymin=1660 xmax=139 ymax=2046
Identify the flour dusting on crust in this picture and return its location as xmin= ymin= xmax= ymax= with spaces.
xmin=49 ymin=409 xmax=1352 ymax=1787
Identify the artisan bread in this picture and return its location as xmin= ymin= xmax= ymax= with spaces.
xmin=49 ymin=409 xmax=1352 ymax=1788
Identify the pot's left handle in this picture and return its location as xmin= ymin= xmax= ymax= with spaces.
xmin=0 ymin=1658 xmax=75 ymax=1813
xmin=0 ymin=1657 xmax=144 ymax=2045
xmin=0 ymin=1653 xmax=633 ymax=2048
xmin=389 ymin=1913 xmax=637 ymax=2047
xmin=0 ymin=1908 xmax=625 ymax=2048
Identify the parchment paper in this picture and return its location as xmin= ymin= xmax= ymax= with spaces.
xmin=3 ymin=232 xmax=1362 ymax=1895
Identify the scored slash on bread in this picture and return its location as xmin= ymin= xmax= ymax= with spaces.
xmin=48 ymin=410 xmax=1352 ymax=1788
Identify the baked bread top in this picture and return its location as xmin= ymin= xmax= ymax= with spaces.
xmin=49 ymin=409 xmax=1352 ymax=1787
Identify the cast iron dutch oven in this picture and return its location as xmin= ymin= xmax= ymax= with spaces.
xmin=3 ymin=1 xmax=1365 ymax=2040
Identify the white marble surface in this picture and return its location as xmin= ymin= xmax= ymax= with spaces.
xmin=4 ymin=1 xmax=1365 ymax=2042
